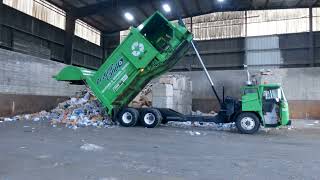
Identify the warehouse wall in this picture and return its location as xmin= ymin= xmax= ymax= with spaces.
xmin=0 ymin=48 xmax=84 ymax=116
xmin=0 ymin=4 xmax=103 ymax=69
xmin=1 ymin=4 xmax=319 ymax=71
xmin=1 ymin=46 xmax=318 ymax=120
xmin=175 ymin=31 xmax=320 ymax=70
xmin=1 ymin=3 xmax=319 ymax=120
xmin=170 ymin=67 xmax=320 ymax=119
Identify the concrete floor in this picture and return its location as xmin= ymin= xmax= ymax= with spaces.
xmin=1 ymin=120 xmax=320 ymax=180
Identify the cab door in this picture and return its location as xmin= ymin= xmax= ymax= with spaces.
xmin=242 ymin=88 xmax=261 ymax=112
xmin=241 ymin=87 xmax=264 ymax=125
xmin=262 ymin=89 xmax=279 ymax=125
xmin=279 ymin=88 xmax=290 ymax=125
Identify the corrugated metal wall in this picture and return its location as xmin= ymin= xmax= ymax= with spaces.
xmin=3 ymin=0 xmax=101 ymax=45
xmin=189 ymin=11 xmax=246 ymax=40
xmin=314 ymin=8 xmax=320 ymax=31
xmin=33 ymin=0 xmax=65 ymax=30
xmin=0 ymin=6 xmax=103 ymax=69
xmin=3 ymin=0 xmax=33 ymax=15
xmin=247 ymin=9 xmax=309 ymax=36
xmin=245 ymin=36 xmax=283 ymax=68
xmin=175 ymin=38 xmax=245 ymax=70
xmin=75 ymin=19 xmax=101 ymax=46
xmin=191 ymin=8 xmax=311 ymax=39
xmin=173 ymin=31 xmax=320 ymax=71
xmin=2 ymin=1 xmax=319 ymax=70
xmin=121 ymin=8 xmax=318 ymax=42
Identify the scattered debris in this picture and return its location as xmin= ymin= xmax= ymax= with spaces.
xmin=192 ymin=110 xmax=216 ymax=116
xmin=80 ymin=143 xmax=104 ymax=152
xmin=186 ymin=130 xmax=201 ymax=136
xmin=4 ymin=117 xmax=14 ymax=122
xmin=99 ymin=177 xmax=118 ymax=180
xmin=166 ymin=120 xmax=236 ymax=131
xmin=287 ymin=126 xmax=294 ymax=130
xmin=37 ymin=155 xmax=51 ymax=159
xmin=0 ymin=89 xmax=115 ymax=129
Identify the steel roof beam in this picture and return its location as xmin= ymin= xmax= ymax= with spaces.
xmin=264 ymin=0 xmax=270 ymax=8
xmin=177 ymin=0 xmax=190 ymax=17
xmin=194 ymin=0 xmax=202 ymax=12
xmin=46 ymin=0 xmax=74 ymax=13
xmin=74 ymin=0 xmax=152 ymax=18
xmin=64 ymin=14 xmax=76 ymax=65
xmin=138 ymin=7 xmax=149 ymax=18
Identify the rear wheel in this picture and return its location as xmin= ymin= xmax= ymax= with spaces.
xmin=141 ymin=109 xmax=162 ymax=128
xmin=117 ymin=108 xmax=139 ymax=127
xmin=235 ymin=112 xmax=260 ymax=134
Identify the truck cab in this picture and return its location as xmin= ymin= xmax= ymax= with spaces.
xmin=237 ymin=84 xmax=291 ymax=133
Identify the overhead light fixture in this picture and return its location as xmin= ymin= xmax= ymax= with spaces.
xmin=124 ymin=12 xmax=134 ymax=21
xmin=217 ymin=0 xmax=224 ymax=2
xmin=162 ymin=3 xmax=171 ymax=13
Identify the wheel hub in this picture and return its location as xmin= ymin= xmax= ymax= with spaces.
xmin=240 ymin=117 xmax=255 ymax=131
xmin=144 ymin=113 xmax=155 ymax=125
xmin=122 ymin=112 xmax=133 ymax=124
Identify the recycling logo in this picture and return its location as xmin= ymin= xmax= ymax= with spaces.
xmin=131 ymin=41 xmax=144 ymax=57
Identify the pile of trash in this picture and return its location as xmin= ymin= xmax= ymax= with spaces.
xmin=0 ymin=89 xmax=114 ymax=129
xmin=1 ymin=86 xmax=234 ymax=132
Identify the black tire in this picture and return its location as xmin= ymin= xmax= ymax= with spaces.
xmin=117 ymin=108 xmax=139 ymax=127
xmin=140 ymin=108 xmax=162 ymax=128
xmin=235 ymin=112 xmax=260 ymax=134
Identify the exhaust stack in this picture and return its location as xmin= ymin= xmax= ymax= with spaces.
xmin=244 ymin=64 xmax=252 ymax=86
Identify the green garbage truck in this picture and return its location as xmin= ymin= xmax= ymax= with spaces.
xmin=54 ymin=11 xmax=291 ymax=134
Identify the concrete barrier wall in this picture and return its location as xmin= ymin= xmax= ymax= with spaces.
xmin=0 ymin=49 xmax=84 ymax=116
xmin=169 ymin=67 xmax=320 ymax=119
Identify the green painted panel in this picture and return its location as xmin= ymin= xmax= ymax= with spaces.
xmin=241 ymin=89 xmax=262 ymax=112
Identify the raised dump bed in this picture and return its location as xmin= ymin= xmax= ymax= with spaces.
xmin=54 ymin=12 xmax=193 ymax=115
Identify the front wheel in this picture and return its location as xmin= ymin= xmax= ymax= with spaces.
xmin=235 ymin=112 xmax=260 ymax=134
